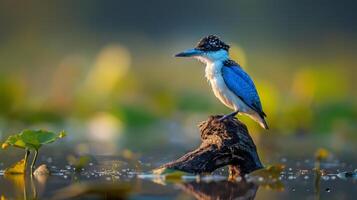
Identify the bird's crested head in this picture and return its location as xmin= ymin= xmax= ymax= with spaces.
xmin=175 ymin=35 xmax=230 ymax=63
xmin=195 ymin=35 xmax=230 ymax=52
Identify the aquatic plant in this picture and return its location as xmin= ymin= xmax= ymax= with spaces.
xmin=1 ymin=129 xmax=66 ymax=174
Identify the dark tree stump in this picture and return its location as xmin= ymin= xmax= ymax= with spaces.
xmin=158 ymin=115 xmax=263 ymax=175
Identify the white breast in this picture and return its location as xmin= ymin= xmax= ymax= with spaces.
xmin=204 ymin=61 xmax=254 ymax=114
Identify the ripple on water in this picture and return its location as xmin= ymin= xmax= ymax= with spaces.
xmin=195 ymin=175 xmax=227 ymax=182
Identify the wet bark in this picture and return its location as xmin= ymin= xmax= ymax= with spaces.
xmin=159 ymin=115 xmax=263 ymax=175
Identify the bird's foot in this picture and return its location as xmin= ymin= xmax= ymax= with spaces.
xmin=218 ymin=111 xmax=239 ymax=122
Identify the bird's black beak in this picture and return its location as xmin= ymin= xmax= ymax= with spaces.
xmin=175 ymin=48 xmax=203 ymax=57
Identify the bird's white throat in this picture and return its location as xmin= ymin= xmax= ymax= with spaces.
xmin=194 ymin=49 xmax=229 ymax=65
xmin=194 ymin=49 xmax=229 ymax=80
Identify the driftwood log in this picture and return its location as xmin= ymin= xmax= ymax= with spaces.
xmin=160 ymin=115 xmax=263 ymax=176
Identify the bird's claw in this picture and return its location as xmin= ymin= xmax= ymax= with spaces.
xmin=218 ymin=115 xmax=229 ymax=122
xmin=218 ymin=111 xmax=239 ymax=122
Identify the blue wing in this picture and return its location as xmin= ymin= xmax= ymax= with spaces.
xmin=221 ymin=64 xmax=266 ymax=117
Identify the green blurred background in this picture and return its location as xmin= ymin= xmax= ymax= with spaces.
xmin=0 ymin=0 xmax=356 ymax=151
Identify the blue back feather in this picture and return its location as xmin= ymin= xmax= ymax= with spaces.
xmin=221 ymin=63 xmax=266 ymax=117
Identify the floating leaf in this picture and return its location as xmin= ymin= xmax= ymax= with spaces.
xmin=2 ymin=130 xmax=66 ymax=150
xmin=153 ymin=167 xmax=191 ymax=181
xmin=247 ymin=164 xmax=285 ymax=191
xmin=67 ymin=155 xmax=90 ymax=172
xmin=165 ymin=171 xmax=189 ymax=180
xmin=4 ymin=159 xmax=26 ymax=174
xmin=250 ymin=164 xmax=285 ymax=179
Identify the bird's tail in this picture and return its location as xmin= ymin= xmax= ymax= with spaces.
xmin=259 ymin=118 xmax=269 ymax=130
xmin=250 ymin=113 xmax=269 ymax=130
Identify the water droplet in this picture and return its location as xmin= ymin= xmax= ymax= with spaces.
xmin=288 ymin=175 xmax=294 ymax=180
xmin=63 ymin=175 xmax=68 ymax=179
xmin=325 ymin=188 xmax=331 ymax=192
xmin=300 ymin=169 xmax=308 ymax=175
xmin=288 ymin=168 xmax=293 ymax=171
xmin=291 ymin=187 xmax=296 ymax=192
xmin=304 ymin=175 xmax=309 ymax=180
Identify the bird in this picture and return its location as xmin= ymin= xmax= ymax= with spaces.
xmin=175 ymin=35 xmax=268 ymax=129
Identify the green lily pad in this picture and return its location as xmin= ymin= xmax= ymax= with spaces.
xmin=250 ymin=164 xmax=285 ymax=179
xmin=153 ymin=167 xmax=192 ymax=180
xmin=248 ymin=164 xmax=285 ymax=191
xmin=2 ymin=130 xmax=66 ymax=150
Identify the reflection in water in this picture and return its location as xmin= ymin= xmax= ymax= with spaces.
xmin=2 ymin=173 xmax=48 ymax=200
xmin=178 ymin=180 xmax=259 ymax=200
xmin=314 ymin=168 xmax=321 ymax=200
xmin=53 ymin=182 xmax=131 ymax=200
xmin=3 ymin=174 xmax=26 ymax=199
